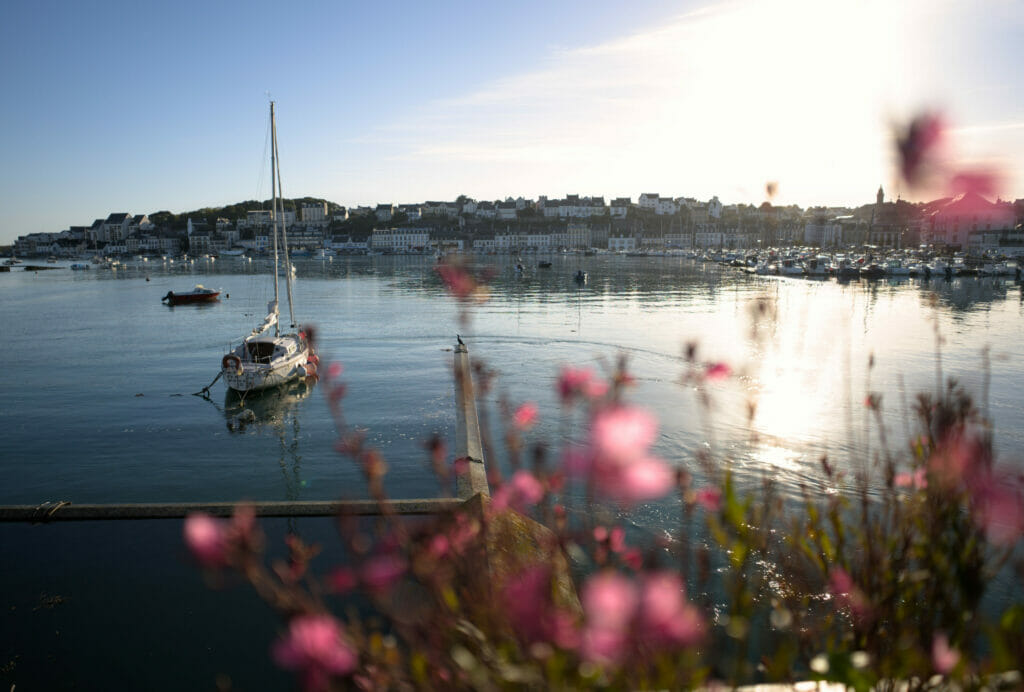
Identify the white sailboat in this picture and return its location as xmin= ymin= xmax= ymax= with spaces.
xmin=221 ymin=102 xmax=317 ymax=393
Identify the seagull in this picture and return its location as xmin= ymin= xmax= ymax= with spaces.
xmin=457 ymin=334 xmax=464 ymax=345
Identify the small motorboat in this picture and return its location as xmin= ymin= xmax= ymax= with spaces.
xmin=162 ymin=284 xmax=221 ymax=305
xmin=859 ymin=263 xmax=886 ymax=280
xmin=573 ymin=270 xmax=588 ymax=284
xmin=538 ymin=261 xmax=552 ymax=268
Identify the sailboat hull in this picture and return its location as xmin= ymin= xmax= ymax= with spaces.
xmin=222 ymin=334 xmax=313 ymax=393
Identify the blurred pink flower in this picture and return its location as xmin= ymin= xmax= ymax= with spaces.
xmin=184 ymin=513 xmax=229 ymax=567
xmin=492 ymin=470 xmax=545 ymax=512
xmin=931 ymin=633 xmax=960 ymax=675
xmin=638 ymin=571 xmax=704 ymax=648
xmin=327 ymin=567 xmax=357 ymax=594
xmin=557 ymin=366 xmax=607 ymax=403
xmin=608 ymin=526 xmax=626 ymax=553
xmin=828 ymin=567 xmax=871 ymax=624
xmin=570 ymin=406 xmax=675 ymax=504
xmin=894 ymin=468 xmax=927 ymax=490
xmin=503 ymin=565 xmax=580 ymax=648
xmin=592 ymin=407 xmax=657 ymax=461
xmin=971 ymin=473 xmax=1024 ymax=546
xmin=581 ymin=571 xmax=638 ymax=665
xmin=327 ymin=362 xmax=343 ymax=379
xmin=435 ymin=264 xmax=476 ymax=300
xmin=694 ymin=486 xmax=722 ymax=512
xmin=704 ymin=363 xmax=731 ymax=381
xmin=272 ymin=614 xmax=357 ymax=691
xmin=896 ymin=112 xmax=945 ymax=187
xmin=513 ymin=402 xmax=538 ymax=429
xmin=361 ymin=553 xmax=407 ymax=594
xmin=950 ymin=169 xmax=1001 ymax=200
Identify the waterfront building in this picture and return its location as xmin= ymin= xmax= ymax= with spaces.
xmin=608 ymin=235 xmax=637 ymax=252
xmin=101 ymin=213 xmax=132 ymax=243
xmin=610 ymin=197 xmax=631 ymax=218
xmin=639 ymin=193 xmax=659 ymax=211
xmin=371 ymin=227 xmax=430 ymax=252
xmin=567 ymin=222 xmax=591 ymax=249
xmin=375 ymin=204 xmax=395 ymax=222
xmin=301 ymin=202 xmax=329 ymax=225
xmin=245 ymin=210 xmax=272 ymax=228
xmin=927 ymin=192 xmax=1016 ymax=249
xmin=497 ymin=201 xmax=518 ymax=221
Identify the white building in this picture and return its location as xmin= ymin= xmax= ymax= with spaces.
xmin=639 ymin=193 xmax=659 ymax=211
xmin=694 ymin=229 xmax=725 ymax=248
xmin=928 ymin=192 xmax=1016 ymax=248
xmin=608 ymin=235 xmax=637 ymax=252
xmin=803 ymin=220 xmax=843 ymax=247
xmin=496 ymin=202 xmax=518 ymax=220
xmin=301 ymin=202 xmax=329 ymax=225
xmin=371 ymin=228 xmax=430 ymax=252
xmin=707 ymin=196 xmax=723 ymax=219
xmin=610 ymin=197 xmax=631 ymax=218
xmin=655 ymin=198 xmax=679 ymax=215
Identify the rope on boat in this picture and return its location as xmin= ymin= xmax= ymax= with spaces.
xmin=193 ymin=371 xmax=222 ymax=399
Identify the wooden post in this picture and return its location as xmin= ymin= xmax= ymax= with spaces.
xmin=453 ymin=341 xmax=489 ymax=500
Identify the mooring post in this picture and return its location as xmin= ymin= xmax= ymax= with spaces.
xmin=453 ymin=341 xmax=489 ymax=500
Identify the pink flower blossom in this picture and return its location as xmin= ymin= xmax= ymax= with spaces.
xmin=638 ymin=571 xmax=704 ymax=648
xmin=581 ymin=571 xmax=638 ymax=665
xmin=896 ymin=112 xmax=945 ymax=187
xmin=327 ymin=362 xmax=343 ymax=379
xmin=828 ymin=567 xmax=871 ymax=624
xmin=360 ymin=553 xmax=407 ymax=594
xmin=570 ymin=406 xmax=676 ymax=504
xmin=894 ymin=468 xmax=927 ymax=490
xmin=272 ymin=614 xmax=357 ymax=691
xmin=435 ymin=264 xmax=476 ymax=300
xmin=591 ymin=407 xmax=657 ymax=462
xmin=492 ymin=470 xmax=545 ymax=512
xmin=608 ymin=526 xmax=626 ymax=553
xmin=513 ymin=402 xmax=538 ymax=429
xmin=184 ymin=513 xmax=229 ymax=567
xmin=971 ymin=473 xmax=1024 ymax=546
xmin=950 ymin=169 xmax=1001 ymax=199
xmin=503 ymin=566 xmax=580 ymax=649
xmin=932 ymin=633 xmax=960 ymax=675
xmin=557 ymin=366 xmax=607 ymax=403
xmin=327 ymin=567 xmax=357 ymax=593
xmin=694 ymin=486 xmax=722 ymax=512
xmin=704 ymin=362 xmax=731 ymax=381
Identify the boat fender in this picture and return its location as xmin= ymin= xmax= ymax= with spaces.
xmin=307 ymin=354 xmax=320 ymax=366
xmin=304 ymin=361 xmax=318 ymax=376
xmin=222 ymin=354 xmax=242 ymax=374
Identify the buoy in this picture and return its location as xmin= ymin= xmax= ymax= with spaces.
xmin=307 ymin=354 xmax=320 ymax=366
xmin=304 ymin=361 xmax=318 ymax=376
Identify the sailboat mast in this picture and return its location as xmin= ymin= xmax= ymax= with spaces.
xmin=270 ymin=101 xmax=281 ymax=337
xmin=272 ymin=110 xmax=297 ymax=329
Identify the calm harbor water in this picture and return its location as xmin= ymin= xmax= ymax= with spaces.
xmin=2 ymin=254 xmax=1023 ymax=688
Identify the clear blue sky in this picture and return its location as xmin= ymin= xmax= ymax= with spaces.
xmin=2 ymin=0 xmax=1021 ymax=244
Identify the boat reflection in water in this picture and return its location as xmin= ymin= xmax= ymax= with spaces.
xmin=223 ymin=377 xmax=316 ymax=502
xmin=223 ymin=377 xmax=315 ymax=432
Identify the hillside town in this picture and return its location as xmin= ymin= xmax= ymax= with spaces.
xmin=9 ymin=188 xmax=1024 ymax=258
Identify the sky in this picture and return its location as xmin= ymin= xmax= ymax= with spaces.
xmin=1 ymin=0 xmax=1022 ymax=244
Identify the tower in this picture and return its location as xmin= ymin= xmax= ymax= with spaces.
xmin=877 ymin=186 xmax=884 ymax=206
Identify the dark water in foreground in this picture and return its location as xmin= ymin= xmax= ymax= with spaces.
xmin=2 ymin=255 xmax=1022 ymax=687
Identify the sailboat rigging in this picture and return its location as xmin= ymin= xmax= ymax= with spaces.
xmin=220 ymin=102 xmax=317 ymax=393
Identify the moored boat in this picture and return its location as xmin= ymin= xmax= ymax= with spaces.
xmin=162 ymin=285 xmax=220 ymax=305
xmin=220 ymin=102 xmax=316 ymax=394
